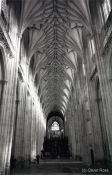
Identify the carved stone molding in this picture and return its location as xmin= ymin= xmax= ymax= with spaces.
xmin=18 ymin=68 xmax=24 ymax=83
xmin=89 ymin=65 xmax=97 ymax=81
xmin=0 ymin=26 xmax=13 ymax=57
xmin=102 ymin=26 xmax=112 ymax=57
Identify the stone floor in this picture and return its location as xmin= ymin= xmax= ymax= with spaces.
xmin=10 ymin=159 xmax=112 ymax=175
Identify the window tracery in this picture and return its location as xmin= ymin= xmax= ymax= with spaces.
xmin=51 ymin=121 xmax=60 ymax=131
xmin=101 ymin=0 xmax=111 ymax=22
xmin=88 ymin=39 xmax=95 ymax=58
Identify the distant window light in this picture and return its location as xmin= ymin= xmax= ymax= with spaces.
xmin=82 ymin=64 xmax=86 ymax=76
xmin=89 ymin=39 xmax=95 ymax=58
xmin=100 ymin=6 xmax=104 ymax=25
xmin=91 ymin=39 xmax=95 ymax=55
xmin=102 ymin=0 xmax=111 ymax=21
xmin=51 ymin=121 xmax=60 ymax=131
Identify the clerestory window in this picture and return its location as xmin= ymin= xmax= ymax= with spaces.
xmin=102 ymin=0 xmax=111 ymax=22
xmin=88 ymin=39 xmax=95 ymax=58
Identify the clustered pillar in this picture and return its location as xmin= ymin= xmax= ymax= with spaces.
xmin=13 ymin=79 xmax=46 ymax=168
xmin=0 ymin=30 xmax=46 ymax=175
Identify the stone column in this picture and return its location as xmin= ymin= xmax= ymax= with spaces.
xmin=0 ymin=80 xmax=7 ymax=115
xmin=31 ymin=100 xmax=37 ymax=160
xmin=14 ymin=82 xmax=26 ymax=162
xmin=93 ymin=30 xmax=112 ymax=161
xmin=0 ymin=35 xmax=21 ymax=174
xmin=23 ymin=91 xmax=31 ymax=166
xmin=76 ymin=75 xmax=91 ymax=164
xmin=70 ymin=102 xmax=77 ymax=159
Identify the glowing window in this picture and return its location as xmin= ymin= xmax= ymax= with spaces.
xmin=82 ymin=64 xmax=86 ymax=76
xmin=89 ymin=39 xmax=95 ymax=58
xmin=102 ymin=0 xmax=111 ymax=21
xmin=51 ymin=121 xmax=60 ymax=131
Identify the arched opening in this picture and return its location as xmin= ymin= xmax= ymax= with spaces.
xmin=46 ymin=112 xmax=64 ymax=139
xmin=29 ymin=56 xmax=34 ymax=73
xmin=41 ymin=112 xmax=70 ymax=159
xmin=21 ymin=28 xmax=30 ymax=62
xmin=47 ymin=118 xmax=64 ymax=139
xmin=6 ymin=0 xmax=22 ymax=24
xmin=28 ymin=55 xmax=35 ymax=81
xmin=34 ymin=73 xmax=39 ymax=88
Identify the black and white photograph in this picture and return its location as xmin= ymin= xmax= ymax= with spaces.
xmin=0 ymin=0 xmax=112 ymax=174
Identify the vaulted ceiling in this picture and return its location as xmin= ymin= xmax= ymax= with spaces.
xmin=4 ymin=0 xmax=92 ymax=117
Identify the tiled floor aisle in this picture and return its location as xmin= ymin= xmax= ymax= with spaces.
xmin=10 ymin=160 xmax=112 ymax=175
xmin=11 ymin=160 xmax=85 ymax=175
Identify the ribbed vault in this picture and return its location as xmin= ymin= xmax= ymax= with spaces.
xmin=5 ymin=0 xmax=92 ymax=117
